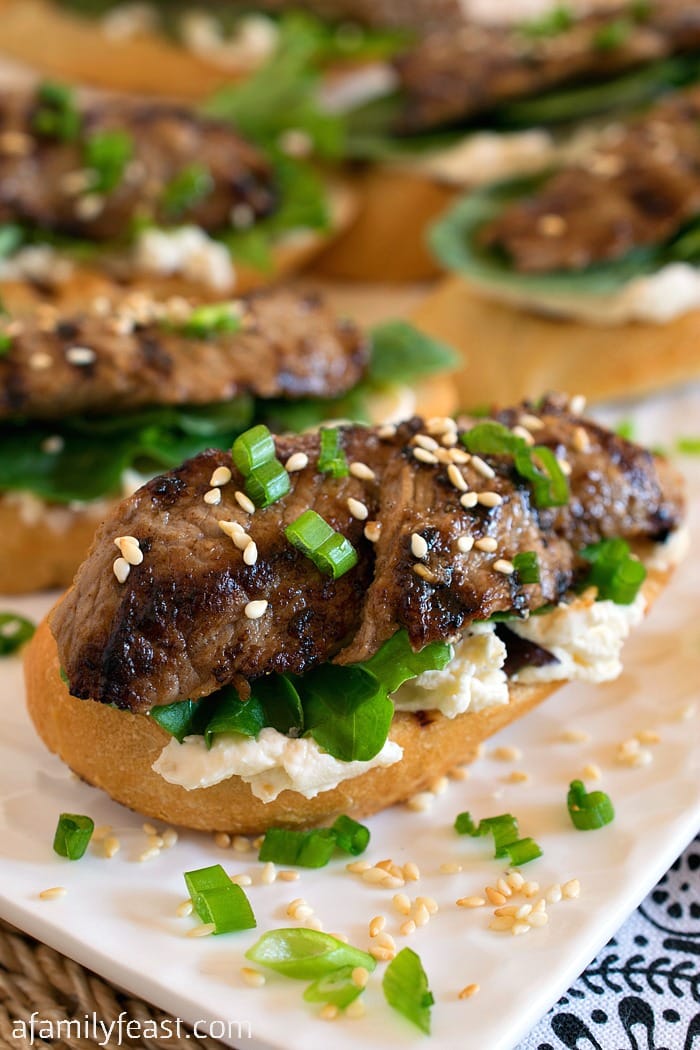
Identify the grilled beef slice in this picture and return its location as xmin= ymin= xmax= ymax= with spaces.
xmin=0 ymin=289 xmax=367 ymax=419
xmin=0 ymin=89 xmax=275 ymax=241
xmin=394 ymin=0 xmax=700 ymax=132
xmin=479 ymin=85 xmax=700 ymax=273
xmin=52 ymin=396 xmax=684 ymax=713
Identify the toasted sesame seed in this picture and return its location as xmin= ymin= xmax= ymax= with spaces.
xmin=243 ymin=540 xmax=258 ymax=566
xmin=369 ymin=915 xmax=386 ymax=937
xmin=210 ymin=466 xmax=232 ymax=487
xmin=459 ymin=983 xmax=480 ymax=1000
xmin=187 ymin=923 xmax=216 ymax=938
xmin=362 ymin=866 xmax=389 ymax=885
xmin=512 ymin=921 xmax=531 ymax=936
xmin=413 ymin=564 xmax=438 ymax=583
xmin=475 ymin=536 xmax=498 ymax=553
xmin=569 ymin=394 xmax=587 ymax=415
xmin=364 ymin=520 xmax=382 ymax=543
xmin=403 ymin=862 xmax=421 ymax=881
xmin=347 ymin=497 xmax=369 ymax=521
xmin=234 ymin=490 xmax=255 ymax=514
xmin=176 ymin=899 xmax=193 ymax=918
xmin=214 ymin=832 xmax=231 ymax=849
xmin=261 ymin=861 xmax=276 ymax=884
xmin=204 ymin=487 xmax=222 ymax=505
xmin=489 ymin=915 xmax=514 ymax=931
xmin=485 ymin=887 xmax=507 ymax=906
xmin=450 ymin=448 xmax=470 ymax=464
xmin=430 ymin=775 xmax=448 ymax=795
xmin=507 ymin=871 xmax=525 ymax=891
xmin=413 ymin=904 xmax=430 ymax=927
xmin=561 ymin=728 xmax=590 ymax=743
xmin=636 ymin=729 xmax=661 ymax=745
xmin=319 ymin=1004 xmax=339 ymax=1022
xmin=350 ymin=461 xmax=376 ymax=481
xmin=285 ymin=452 xmax=308 ymax=473
xmin=278 ymin=870 xmax=300 ymax=882
xmin=39 ymin=886 xmax=68 ymax=901
xmin=400 ymin=919 xmax=416 ymax=936
xmin=378 ymin=424 xmax=396 ymax=439
xmin=241 ymin=967 xmax=266 ymax=988
xmin=460 ymin=491 xmax=479 ymax=509
xmin=369 ymin=944 xmax=395 ymax=962
xmin=413 ymin=447 xmax=438 ymax=465
xmin=138 ymin=846 xmax=160 ymax=862
xmin=113 ymin=557 xmax=130 ymax=583
xmin=447 ymin=463 xmax=468 ymax=491
xmin=413 ymin=434 xmax=439 ymax=451
xmin=494 ymin=558 xmax=515 ymax=575
xmin=582 ymin=763 xmax=602 ymax=781
xmin=572 ymin=426 xmax=590 ymax=453
xmin=457 ymin=895 xmax=485 ymax=908
xmin=528 ymin=911 xmax=549 ymax=928
xmin=392 ymin=893 xmax=412 ymax=915
xmin=230 ymin=874 xmax=252 ymax=886
xmin=519 ymin=413 xmax=544 ymax=431
xmin=478 ymin=491 xmax=503 ymax=508
xmin=471 ymin=455 xmax=496 ymax=480
xmin=457 ymin=535 xmax=475 ymax=553
xmin=29 ymin=351 xmax=52 ymax=371
xmin=347 ymin=859 xmax=371 ymax=874
xmin=411 ymin=533 xmax=428 ymax=559
xmin=522 ymin=881 xmax=540 ymax=898
xmin=103 ymin=835 xmax=120 ymax=858
xmin=346 ymin=999 xmax=366 ymax=1019
xmin=511 ymin=425 xmax=535 ymax=446
xmin=352 ymin=966 xmax=369 ymax=988
xmin=65 ymin=345 xmax=97 ymax=366
xmin=537 ymin=213 xmax=567 ymax=237
xmin=562 ymin=879 xmax=581 ymax=900
xmin=245 ymin=600 xmax=268 ymax=620
xmin=417 ymin=896 xmax=438 ymax=915
xmin=407 ymin=791 xmax=433 ymax=812
xmin=545 ymin=884 xmax=562 ymax=904
xmin=496 ymin=878 xmax=512 ymax=898
xmin=492 ymin=745 xmax=522 ymax=762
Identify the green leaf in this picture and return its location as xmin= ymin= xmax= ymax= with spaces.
xmin=360 ymin=629 xmax=452 ymax=694
xmin=33 ymin=81 xmax=81 ymax=141
xmin=84 ymin=129 xmax=133 ymax=193
xmin=300 ymin=665 xmax=392 ymax=763
xmin=246 ymin=928 xmax=376 ymax=979
xmin=518 ymin=5 xmax=574 ymax=37
xmin=579 ymin=538 xmax=646 ymax=604
xmin=161 ymin=164 xmax=214 ymax=220
xmin=203 ymin=688 xmax=266 ymax=747
xmin=383 ymin=948 xmax=434 ymax=1035
xmin=368 ymin=321 xmax=459 ymax=386
xmin=0 ymin=611 xmax=36 ymax=656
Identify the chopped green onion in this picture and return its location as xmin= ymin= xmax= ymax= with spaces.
xmin=594 ymin=17 xmax=632 ymax=51
xmin=203 ymin=688 xmax=265 ymax=747
xmin=455 ymin=811 xmax=542 ymax=864
xmin=84 ymin=129 xmax=133 ymax=193
xmin=33 ymin=81 xmax=81 ymax=141
xmin=0 ymin=612 xmax=35 ymax=655
xmin=184 ymin=864 xmax=256 ymax=933
xmin=180 ymin=302 xmax=243 ymax=339
xmin=258 ymin=827 xmax=337 ymax=868
xmin=580 ymin=537 xmax=646 ymax=604
xmin=0 ymin=332 xmax=11 ymax=356
xmin=245 ymin=458 xmax=291 ymax=508
xmin=615 ymin=419 xmax=636 ymax=440
xmin=567 ymin=779 xmax=615 ymax=830
xmin=361 ymin=629 xmax=452 ymax=694
xmin=318 ymin=427 xmax=349 ymax=478
xmin=246 ymin=929 xmax=376 ymax=979
xmin=53 ymin=813 xmax=94 ymax=860
xmin=513 ymin=551 xmax=540 ymax=585
xmin=303 ymin=966 xmax=363 ymax=1009
xmin=502 ymin=838 xmax=543 ymax=865
xmin=383 ymin=948 xmax=434 ymax=1035
xmin=454 ymin=811 xmax=478 ymax=836
xmin=331 ymin=815 xmax=370 ymax=856
xmin=676 ymin=436 xmax=700 ymax=455
xmin=285 ymin=509 xmax=358 ymax=579
xmin=519 ymin=5 xmax=573 ymax=37
xmin=231 ymin=424 xmax=275 ymax=475
xmin=461 ymin=421 xmax=569 ymax=508
xmin=161 ymin=163 xmax=214 ymax=218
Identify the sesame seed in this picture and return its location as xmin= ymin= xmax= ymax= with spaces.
xmin=507 ymin=872 xmax=525 ymax=891
xmin=285 ymin=452 xmax=308 ymax=473
xmin=350 ymin=461 xmax=376 ymax=481
xmin=187 ymin=923 xmax=216 ymax=938
xmin=403 ymin=862 xmax=420 ymax=881
xmin=558 ymin=457 xmax=572 ymax=476
xmin=75 ymin=193 xmax=104 ymax=220
xmin=362 ymin=867 xmax=389 ymax=885
xmin=392 ymin=893 xmax=412 ymax=915
xmin=572 ymin=426 xmax=590 ymax=454
xmin=493 ymin=558 xmax=515 ymax=575
xmin=478 ymin=491 xmax=502 ymax=508
xmin=582 ymin=763 xmax=602 ymax=781
xmin=411 ymin=533 xmax=428 ymax=559
xmin=219 ymin=520 xmax=244 ymax=541
xmin=413 ymin=434 xmax=439 ymax=451
xmin=413 ymin=447 xmax=439 ymax=465
xmin=214 ymin=832 xmax=231 ymax=849
xmin=278 ymin=870 xmax=300 ymax=882
xmin=528 ymin=911 xmax=549 ymax=928
xmin=375 ymin=932 xmax=397 ymax=951
xmin=260 ymin=861 xmax=276 ymax=885
xmin=450 ymin=765 xmax=469 ymax=780
xmin=369 ymin=915 xmax=386 ymax=937
xmin=351 ymin=966 xmax=369 ymax=988
xmin=519 ymin=413 xmax=544 ymax=431
xmin=294 ymin=905 xmax=314 ymax=921
xmin=569 ymin=394 xmax=587 ymax=415
xmin=636 ymin=729 xmax=661 ymax=745
xmin=679 ymin=702 xmax=697 ymax=720
xmin=471 ymin=455 xmax=496 ymax=480
xmin=413 ymin=564 xmax=438 ymax=583
xmin=204 ymin=487 xmax=222 ymax=505
xmin=489 ymin=915 xmax=515 ymax=931
xmin=457 ymin=535 xmax=474 ymax=553
xmin=113 ymin=557 xmax=130 ymax=583
xmin=561 ymin=728 xmax=591 ymax=743
xmin=378 ymin=424 xmax=396 ymax=439
xmin=235 ymin=490 xmax=255 ymax=514
xmin=65 ymin=345 xmax=96 ymax=366
xmin=511 ymin=425 xmax=535 ymax=446
xmin=138 ymin=846 xmax=160 ymax=862
xmin=210 ymin=466 xmax=232 ymax=487
xmin=485 ymin=887 xmax=506 ymax=906
xmin=233 ymin=835 xmax=251 ymax=852
xmin=475 ymin=536 xmax=498 ymax=553
xmin=364 ymin=520 xmax=382 ymax=543
xmin=346 ymin=999 xmax=366 ymax=1019
xmin=330 ymin=932 xmax=349 ymax=943
xmin=522 ymin=881 xmax=540 ymax=898
xmin=400 ymin=919 xmax=416 ymax=936
xmin=460 ymin=492 xmax=478 ymax=509
xmin=346 ymin=860 xmax=371 ymax=874
xmin=457 ymin=896 xmax=485 ymax=909
xmin=369 ymin=944 xmax=395 ymax=962
xmin=536 ymin=213 xmax=567 ymax=237
xmin=103 ymin=835 xmax=120 ymax=858
xmin=512 ymin=921 xmax=531 ymax=936
xmin=230 ymin=874 xmax=253 ymax=886
xmin=241 ymin=967 xmax=266 ymax=988
xmin=506 ymin=770 xmax=530 ymax=784
xmin=450 ymin=448 xmax=470 ymax=464
xmin=545 ymin=884 xmax=562 ymax=904
xmin=243 ymin=540 xmax=258 ymax=566
xmin=406 ymin=791 xmax=433 ymax=812
xmin=176 ymin=899 xmax=193 ymax=918
xmin=492 ymin=745 xmax=522 ymax=762
xmin=39 ymin=886 xmax=67 ymax=901
xmin=459 ymin=983 xmax=480 ymax=1000
xmin=41 ymin=435 xmax=65 ymax=454
xmin=562 ymin=879 xmax=581 ymax=900
xmin=496 ymin=878 xmax=513 ymax=898
xmin=447 ymin=463 xmax=468 ymax=491
xmin=441 ymin=431 xmax=458 ymax=447
xmin=245 ymin=600 xmax=268 ymax=620
xmin=29 ymin=351 xmax=52 ymax=371
xmin=347 ymin=497 xmax=369 ymax=521
xmin=413 ymin=904 xmax=430 ymax=927
xmin=319 ymin=1004 xmax=339 ymax=1022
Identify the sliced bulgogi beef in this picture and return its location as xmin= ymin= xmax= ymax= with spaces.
xmin=394 ymin=0 xmax=700 ymax=132
xmin=51 ymin=396 xmax=684 ymax=713
xmin=0 ymin=87 xmax=275 ymax=241
xmin=226 ymin=0 xmax=461 ymax=29
xmin=478 ymin=84 xmax=700 ymax=273
xmin=0 ymin=288 xmax=368 ymax=419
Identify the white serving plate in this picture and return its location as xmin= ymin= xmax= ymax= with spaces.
xmin=0 ymin=388 xmax=698 ymax=1050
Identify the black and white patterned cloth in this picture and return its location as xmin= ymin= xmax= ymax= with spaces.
xmin=519 ymin=835 xmax=700 ymax=1050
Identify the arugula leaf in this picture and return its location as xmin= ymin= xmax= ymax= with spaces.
xmin=368 ymin=321 xmax=459 ymax=386
xmin=361 ymin=630 xmax=452 ymax=694
xmin=579 ymin=538 xmax=646 ymax=604
xmin=300 ymin=665 xmax=392 ymax=763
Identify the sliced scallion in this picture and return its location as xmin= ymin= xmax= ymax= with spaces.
xmin=567 ymin=779 xmax=615 ymax=830
xmin=455 ymin=811 xmax=542 ymax=864
xmin=33 ymin=81 xmax=80 ymax=141
xmin=331 ymin=815 xmax=370 ymax=856
xmin=258 ymin=827 xmax=337 ymax=868
xmin=245 ymin=458 xmax=291 ymax=508
xmin=502 ymin=837 xmax=543 ymax=865
xmin=180 ymin=302 xmax=243 ymax=339
xmin=0 ymin=612 xmax=35 ymax=656
xmin=318 ymin=427 xmax=349 ymax=478
xmin=382 ymin=948 xmax=434 ymax=1035
xmin=84 ymin=129 xmax=133 ymax=193
xmin=303 ymin=966 xmax=363 ymax=1009
xmin=246 ymin=929 xmax=376 ymax=979
xmin=461 ymin=421 xmax=569 ymax=508
xmin=53 ymin=813 xmax=94 ymax=860
xmin=0 ymin=332 xmax=11 ymax=356
xmin=285 ymin=509 xmax=357 ymax=579
xmin=231 ymin=424 xmax=275 ymax=475
xmin=513 ymin=551 xmax=540 ymax=585
xmin=579 ymin=537 xmax=646 ymax=604
xmin=184 ymin=864 xmax=256 ymax=933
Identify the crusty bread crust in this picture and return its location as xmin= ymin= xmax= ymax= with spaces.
xmin=411 ymin=275 xmax=700 ymax=406
xmin=23 ymin=562 xmax=670 ymax=832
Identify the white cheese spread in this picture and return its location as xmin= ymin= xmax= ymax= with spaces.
xmin=133 ymin=226 xmax=235 ymax=292
xmin=0 ymin=245 xmax=74 ymax=285
xmin=153 ymin=727 xmax=403 ymax=803
xmin=394 ymin=129 xmax=558 ymax=188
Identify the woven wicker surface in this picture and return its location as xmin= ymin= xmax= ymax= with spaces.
xmin=0 ymin=920 xmax=226 ymax=1050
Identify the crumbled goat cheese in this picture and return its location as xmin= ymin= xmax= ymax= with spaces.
xmin=0 ymin=246 xmax=74 ymax=285
xmin=134 ymin=226 xmax=235 ymax=292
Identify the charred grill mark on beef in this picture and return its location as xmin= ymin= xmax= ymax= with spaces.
xmin=51 ymin=395 xmax=684 ymax=713
xmin=479 ymin=85 xmax=700 ymax=272
xmin=394 ymin=0 xmax=700 ymax=132
xmin=0 ymin=90 xmax=275 ymax=241
xmin=0 ymin=289 xmax=368 ymax=419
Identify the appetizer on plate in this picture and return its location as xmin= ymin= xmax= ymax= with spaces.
xmin=0 ymin=78 xmax=351 ymax=297
xmin=0 ymin=287 xmax=455 ymax=592
xmin=24 ymin=395 xmax=685 ymax=832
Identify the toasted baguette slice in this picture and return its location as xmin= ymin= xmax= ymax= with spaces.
xmin=24 ymin=562 xmax=671 ymax=833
